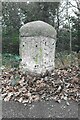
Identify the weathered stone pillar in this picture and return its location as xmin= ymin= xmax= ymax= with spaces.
xmin=19 ymin=21 xmax=57 ymax=75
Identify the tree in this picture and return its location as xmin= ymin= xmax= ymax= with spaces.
xmin=55 ymin=0 xmax=80 ymax=54
xmin=20 ymin=2 xmax=59 ymax=26
xmin=69 ymin=0 xmax=80 ymax=52
xmin=2 ymin=2 xmax=21 ymax=54
xmin=55 ymin=0 xmax=71 ymax=52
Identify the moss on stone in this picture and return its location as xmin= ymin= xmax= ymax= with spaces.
xmin=35 ymin=54 xmax=38 ymax=64
xmin=39 ymin=47 xmax=42 ymax=58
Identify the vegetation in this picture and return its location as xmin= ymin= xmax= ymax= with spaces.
xmin=2 ymin=51 xmax=78 ymax=69
xmin=2 ymin=53 xmax=21 ymax=68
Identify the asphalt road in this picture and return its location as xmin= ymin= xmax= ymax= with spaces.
xmin=1 ymin=100 xmax=79 ymax=119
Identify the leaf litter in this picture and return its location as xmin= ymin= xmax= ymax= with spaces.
xmin=1 ymin=65 xmax=80 ymax=105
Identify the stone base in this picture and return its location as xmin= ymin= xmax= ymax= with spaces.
xmin=19 ymin=63 xmax=54 ymax=77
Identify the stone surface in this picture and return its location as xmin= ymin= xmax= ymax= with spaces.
xmin=19 ymin=21 xmax=56 ymax=74
xmin=19 ymin=20 xmax=56 ymax=38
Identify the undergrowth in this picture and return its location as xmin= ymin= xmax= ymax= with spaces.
xmin=1 ymin=51 xmax=78 ymax=69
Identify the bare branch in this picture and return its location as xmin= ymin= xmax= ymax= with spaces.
xmin=69 ymin=1 xmax=80 ymax=11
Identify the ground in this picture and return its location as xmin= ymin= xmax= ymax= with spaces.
xmin=2 ymin=100 xmax=79 ymax=119
xmin=1 ymin=53 xmax=80 ymax=119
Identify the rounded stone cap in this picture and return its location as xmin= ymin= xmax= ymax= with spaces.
xmin=20 ymin=21 xmax=57 ymax=39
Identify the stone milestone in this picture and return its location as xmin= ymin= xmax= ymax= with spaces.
xmin=19 ymin=20 xmax=57 ymax=75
